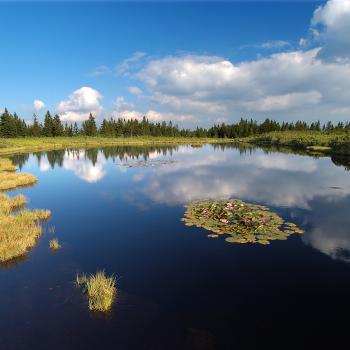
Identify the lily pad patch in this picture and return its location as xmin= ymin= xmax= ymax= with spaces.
xmin=182 ymin=199 xmax=304 ymax=245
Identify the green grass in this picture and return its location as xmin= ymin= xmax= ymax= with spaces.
xmin=238 ymin=131 xmax=350 ymax=154
xmin=49 ymin=238 xmax=61 ymax=251
xmin=76 ymin=271 xmax=117 ymax=312
xmin=0 ymin=136 xmax=234 ymax=155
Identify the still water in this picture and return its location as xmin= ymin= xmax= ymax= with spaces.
xmin=1 ymin=144 xmax=350 ymax=349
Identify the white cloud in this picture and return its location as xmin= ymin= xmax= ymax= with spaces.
xmin=114 ymin=108 xmax=195 ymax=123
xmin=136 ymin=47 xmax=350 ymax=122
xmin=115 ymin=52 xmax=146 ymax=76
xmin=56 ymin=87 xmax=103 ymax=122
xmin=128 ymin=86 xmax=143 ymax=96
xmin=242 ymin=40 xmax=292 ymax=50
xmin=114 ymin=96 xmax=134 ymax=112
xmin=90 ymin=65 xmax=112 ymax=77
xmin=259 ymin=40 xmax=291 ymax=50
xmin=33 ymin=99 xmax=45 ymax=112
xmin=310 ymin=0 xmax=350 ymax=62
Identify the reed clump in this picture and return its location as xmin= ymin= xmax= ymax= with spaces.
xmin=49 ymin=238 xmax=61 ymax=251
xmin=76 ymin=271 xmax=117 ymax=312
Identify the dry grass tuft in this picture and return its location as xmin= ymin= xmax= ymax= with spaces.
xmin=49 ymin=238 xmax=61 ymax=251
xmin=76 ymin=271 xmax=117 ymax=312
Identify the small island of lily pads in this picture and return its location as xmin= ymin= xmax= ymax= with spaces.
xmin=182 ymin=199 xmax=304 ymax=245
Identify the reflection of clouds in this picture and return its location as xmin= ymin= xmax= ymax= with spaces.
xmin=302 ymin=198 xmax=350 ymax=263
xmin=140 ymin=148 xmax=350 ymax=209
xmin=39 ymin=159 xmax=50 ymax=172
xmin=239 ymin=153 xmax=318 ymax=173
xmin=63 ymin=151 xmax=106 ymax=183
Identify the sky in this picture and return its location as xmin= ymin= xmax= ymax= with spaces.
xmin=1 ymin=0 xmax=350 ymax=127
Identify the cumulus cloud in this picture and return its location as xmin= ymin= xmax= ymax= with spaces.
xmin=310 ymin=0 xmax=350 ymax=62
xmin=136 ymin=47 xmax=350 ymax=122
xmin=33 ymin=99 xmax=45 ymax=112
xmin=56 ymin=87 xmax=103 ymax=122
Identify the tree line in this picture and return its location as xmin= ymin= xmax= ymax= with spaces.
xmin=1 ymin=108 xmax=349 ymax=138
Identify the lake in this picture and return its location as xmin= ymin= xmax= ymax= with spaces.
xmin=2 ymin=144 xmax=350 ymax=349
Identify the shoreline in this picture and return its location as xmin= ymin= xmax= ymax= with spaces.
xmin=0 ymin=136 xmax=235 ymax=156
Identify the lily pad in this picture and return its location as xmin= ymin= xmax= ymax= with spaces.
xmin=182 ymin=198 xmax=304 ymax=245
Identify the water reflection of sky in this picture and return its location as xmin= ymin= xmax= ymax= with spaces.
xmin=17 ymin=145 xmax=350 ymax=263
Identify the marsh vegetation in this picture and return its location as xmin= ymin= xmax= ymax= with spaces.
xmin=76 ymin=271 xmax=117 ymax=312
xmin=49 ymin=238 xmax=61 ymax=251
xmin=0 ymin=157 xmax=51 ymax=262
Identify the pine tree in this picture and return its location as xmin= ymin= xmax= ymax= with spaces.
xmin=31 ymin=114 xmax=42 ymax=136
xmin=82 ymin=113 xmax=97 ymax=136
xmin=52 ymin=114 xmax=64 ymax=136
xmin=43 ymin=111 xmax=54 ymax=136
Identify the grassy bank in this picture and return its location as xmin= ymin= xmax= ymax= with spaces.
xmin=0 ymin=136 xmax=234 ymax=155
xmin=238 ymin=131 xmax=350 ymax=155
xmin=0 ymin=157 xmax=51 ymax=263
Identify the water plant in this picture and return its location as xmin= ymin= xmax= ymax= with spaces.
xmin=76 ymin=271 xmax=117 ymax=312
xmin=182 ymin=198 xmax=304 ymax=245
xmin=49 ymin=238 xmax=61 ymax=251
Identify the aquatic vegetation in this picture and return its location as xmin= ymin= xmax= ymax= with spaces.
xmin=0 ymin=200 xmax=51 ymax=262
xmin=182 ymin=199 xmax=304 ymax=245
xmin=0 ymin=158 xmax=51 ymax=262
xmin=191 ymin=143 xmax=203 ymax=148
xmin=122 ymin=159 xmax=177 ymax=168
xmin=76 ymin=271 xmax=117 ymax=312
xmin=0 ymin=158 xmax=17 ymax=172
xmin=0 ymin=172 xmax=37 ymax=191
xmin=49 ymin=238 xmax=61 ymax=251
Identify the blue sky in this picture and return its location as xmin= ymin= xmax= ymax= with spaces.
xmin=2 ymin=0 xmax=350 ymax=126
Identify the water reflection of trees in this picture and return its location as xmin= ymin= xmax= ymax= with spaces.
xmin=10 ymin=145 xmax=179 ymax=169
xmin=331 ymin=154 xmax=350 ymax=171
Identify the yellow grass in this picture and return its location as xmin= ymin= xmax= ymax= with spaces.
xmin=49 ymin=238 xmax=61 ymax=250
xmin=0 ymin=158 xmax=51 ymax=262
xmin=0 ymin=158 xmax=17 ymax=172
xmin=0 ymin=172 xmax=37 ymax=191
xmin=76 ymin=271 xmax=117 ymax=312
xmin=0 ymin=196 xmax=51 ymax=262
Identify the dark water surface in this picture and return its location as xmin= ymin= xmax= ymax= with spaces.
xmin=2 ymin=144 xmax=350 ymax=349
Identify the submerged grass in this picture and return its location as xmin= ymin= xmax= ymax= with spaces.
xmin=49 ymin=238 xmax=61 ymax=251
xmin=76 ymin=271 xmax=117 ymax=312
xmin=0 ymin=158 xmax=51 ymax=263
